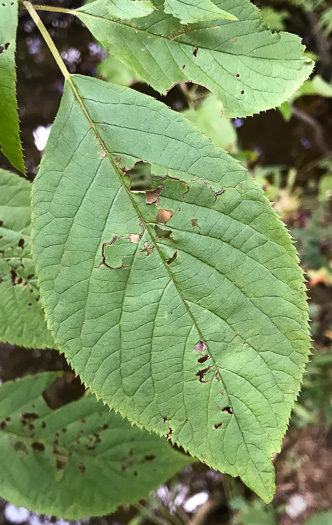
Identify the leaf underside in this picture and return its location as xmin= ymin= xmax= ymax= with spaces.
xmin=0 ymin=372 xmax=190 ymax=519
xmin=164 ymin=0 xmax=237 ymax=23
xmin=31 ymin=75 xmax=310 ymax=502
xmin=77 ymin=0 xmax=314 ymax=117
xmin=0 ymin=169 xmax=54 ymax=349
xmin=0 ymin=0 xmax=25 ymax=173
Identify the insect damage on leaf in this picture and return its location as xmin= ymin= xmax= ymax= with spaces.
xmin=96 ymin=218 xmax=144 ymax=270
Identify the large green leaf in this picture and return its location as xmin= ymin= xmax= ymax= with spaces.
xmin=164 ymin=0 xmax=237 ymax=24
xmin=0 ymin=0 xmax=25 ymax=173
xmin=0 ymin=169 xmax=54 ymax=349
xmin=0 ymin=372 xmax=190 ymax=518
xmin=31 ymin=75 xmax=310 ymax=503
xmin=76 ymin=0 xmax=313 ymax=117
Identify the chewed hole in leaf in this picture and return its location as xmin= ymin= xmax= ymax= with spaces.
xmin=154 ymin=225 xmax=173 ymax=239
xmin=97 ymin=222 xmax=143 ymax=270
xmin=214 ymin=423 xmax=222 ymax=429
xmin=197 ymin=354 xmax=209 ymax=364
xmin=194 ymin=340 xmax=208 ymax=353
xmin=193 ymin=47 xmax=199 ymax=57
xmin=0 ymin=42 xmax=10 ymax=54
xmin=222 ymin=406 xmax=233 ymax=415
xmin=128 ymin=161 xmax=152 ymax=191
xmin=145 ymin=185 xmax=163 ymax=206
xmin=166 ymin=250 xmax=178 ymax=265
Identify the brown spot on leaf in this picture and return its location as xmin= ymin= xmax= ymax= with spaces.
xmin=156 ymin=209 xmax=173 ymax=224
xmin=18 ymin=238 xmax=25 ymax=249
xmin=191 ymin=218 xmax=201 ymax=228
xmin=0 ymin=420 xmax=7 ymax=430
xmin=141 ymin=241 xmax=155 ymax=256
xmin=144 ymin=454 xmax=155 ymax=462
xmin=14 ymin=441 xmax=28 ymax=457
xmin=78 ymin=463 xmax=86 ymax=473
xmin=20 ymin=412 xmax=39 ymax=424
xmin=145 ymin=185 xmax=163 ymax=206
xmin=31 ymin=441 xmax=45 ymax=452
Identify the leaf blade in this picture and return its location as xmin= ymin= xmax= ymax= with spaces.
xmin=0 ymin=372 xmax=191 ymax=518
xmin=76 ymin=0 xmax=314 ymax=117
xmin=31 ymin=75 xmax=310 ymax=502
xmin=0 ymin=0 xmax=25 ymax=173
xmin=0 ymin=169 xmax=54 ymax=349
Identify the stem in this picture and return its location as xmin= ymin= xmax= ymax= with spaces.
xmin=23 ymin=1 xmax=71 ymax=81
xmin=21 ymin=3 xmax=76 ymax=14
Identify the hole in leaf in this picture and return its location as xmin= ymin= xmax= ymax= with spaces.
xmin=128 ymin=161 xmax=152 ymax=191
xmin=145 ymin=184 xmax=163 ymax=206
xmin=194 ymin=340 xmax=208 ymax=353
xmin=141 ymin=241 xmax=155 ymax=256
xmin=214 ymin=423 xmax=222 ymax=429
xmin=196 ymin=366 xmax=213 ymax=383
xmin=154 ymin=225 xmax=173 ymax=239
xmin=166 ymin=250 xmax=178 ymax=265
xmin=197 ymin=354 xmax=209 ymax=364
xmin=241 ymin=90 xmax=244 ymax=95
xmin=222 ymin=406 xmax=233 ymax=415
xmin=78 ymin=464 xmax=86 ymax=473
xmin=0 ymin=220 xmax=3 ymax=226
xmin=236 ymin=73 xmax=240 ymax=78
xmin=193 ymin=47 xmax=199 ymax=57
xmin=0 ymin=42 xmax=9 ymax=54
xmin=156 ymin=209 xmax=173 ymax=224
xmin=182 ymin=64 xmax=186 ymax=70
xmin=166 ymin=427 xmax=173 ymax=439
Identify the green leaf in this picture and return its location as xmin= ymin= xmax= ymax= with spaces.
xmin=106 ymin=0 xmax=154 ymax=19
xmin=0 ymin=0 xmax=25 ymax=173
xmin=31 ymin=75 xmax=310 ymax=503
xmin=304 ymin=511 xmax=332 ymax=525
xmin=76 ymin=0 xmax=314 ymax=117
xmin=98 ymin=54 xmax=141 ymax=86
xmin=0 ymin=372 xmax=190 ymax=519
xmin=182 ymin=94 xmax=238 ymax=152
xmin=321 ymin=7 xmax=332 ymax=35
xmin=163 ymin=0 xmax=237 ymax=24
xmin=0 ymin=169 xmax=54 ymax=349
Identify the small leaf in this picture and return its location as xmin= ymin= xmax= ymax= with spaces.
xmin=31 ymin=75 xmax=310 ymax=502
xmin=76 ymin=0 xmax=314 ymax=117
xmin=182 ymin=94 xmax=238 ymax=152
xmin=0 ymin=372 xmax=191 ymax=518
xmin=106 ymin=0 xmax=154 ymax=19
xmin=0 ymin=169 xmax=54 ymax=349
xmin=164 ymin=0 xmax=237 ymax=24
xmin=0 ymin=0 xmax=25 ymax=173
